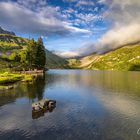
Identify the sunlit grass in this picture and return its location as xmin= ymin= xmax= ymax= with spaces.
xmin=0 ymin=72 xmax=35 ymax=84
xmin=68 ymin=44 xmax=140 ymax=71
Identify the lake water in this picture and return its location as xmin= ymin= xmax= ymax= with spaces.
xmin=0 ymin=70 xmax=140 ymax=140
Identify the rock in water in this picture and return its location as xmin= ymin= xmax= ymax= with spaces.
xmin=32 ymin=99 xmax=56 ymax=111
xmin=32 ymin=98 xmax=56 ymax=119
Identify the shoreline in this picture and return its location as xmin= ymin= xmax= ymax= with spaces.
xmin=0 ymin=85 xmax=14 ymax=91
xmin=20 ymin=70 xmax=45 ymax=74
xmin=0 ymin=70 xmax=45 ymax=90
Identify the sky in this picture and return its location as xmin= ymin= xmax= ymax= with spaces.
xmin=0 ymin=0 xmax=140 ymax=58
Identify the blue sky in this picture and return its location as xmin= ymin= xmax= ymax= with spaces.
xmin=0 ymin=0 xmax=140 ymax=57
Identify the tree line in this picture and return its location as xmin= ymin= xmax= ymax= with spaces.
xmin=8 ymin=37 xmax=46 ymax=70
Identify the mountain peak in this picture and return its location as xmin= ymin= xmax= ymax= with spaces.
xmin=0 ymin=26 xmax=16 ymax=36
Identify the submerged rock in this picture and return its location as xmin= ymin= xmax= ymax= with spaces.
xmin=32 ymin=98 xmax=56 ymax=119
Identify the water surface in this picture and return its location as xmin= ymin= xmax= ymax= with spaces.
xmin=0 ymin=70 xmax=140 ymax=140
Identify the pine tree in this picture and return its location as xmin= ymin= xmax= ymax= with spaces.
xmin=35 ymin=37 xmax=46 ymax=69
xmin=24 ymin=38 xmax=46 ymax=70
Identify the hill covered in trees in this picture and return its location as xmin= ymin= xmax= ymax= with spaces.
xmin=0 ymin=34 xmax=46 ymax=71
xmin=68 ymin=43 xmax=140 ymax=71
xmin=0 ymin=33 xmax=69 ymax=71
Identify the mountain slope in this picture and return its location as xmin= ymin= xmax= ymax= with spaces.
xmin=45 ymin=50 xmax=69 ymax=69
xmin=1 ymin=27 xmax=139 ymax=71
xmin=68 ymin=43 xmax=140 ymax=71
xmin=0 ymin=26 xmax=15 ymax=36
xmin=0 ymin=34 xmax=69 ymax=70
xmin=0 ymin=34 xmax=29 ymax=70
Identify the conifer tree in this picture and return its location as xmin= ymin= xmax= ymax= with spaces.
xmin=36 ymin=37 xmax=46 ymax=69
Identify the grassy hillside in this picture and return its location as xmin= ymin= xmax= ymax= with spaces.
xmin=0 ymin=34 xmax=69 ymax=70
xmin=1 ymin=32 xmax=139 ymax=71
xmin=68 ymin=43 xmax=140 ymax=71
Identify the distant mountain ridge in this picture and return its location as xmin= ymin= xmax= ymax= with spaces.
xmin=68 ymin=42 xmax=140 ymax=71
xmin=0 ymin=26 xmax=15 ymax=36
xmin=1 ymin=26 xmax=139 ymax=71
xmin=45 ymin=50 xmax=69 ymax=69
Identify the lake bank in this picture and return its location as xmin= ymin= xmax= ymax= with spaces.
xmin=0 ymin=70 xmax=44 ymax=90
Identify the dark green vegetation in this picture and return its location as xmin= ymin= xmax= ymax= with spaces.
xmin=0 ymin=27 xmax=69 ymax=89
xmin=69 ymin=43 xmax=140 ymax=71
xmin=26 ymin=37 xmax=46 ymax=70
xmin=0 ymin=35 xmax=68 ymax=70
xmin=0 ymin=28 xmax=47 ymax=89
xmin=0 ymin=34 xmax=46 ymax=71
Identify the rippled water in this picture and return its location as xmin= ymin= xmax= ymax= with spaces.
xmin=0 ymin=70 xmax=140 ymax=140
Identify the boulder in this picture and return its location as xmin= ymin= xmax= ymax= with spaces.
xmin=32 ymin=99 xmax=56 ymax=111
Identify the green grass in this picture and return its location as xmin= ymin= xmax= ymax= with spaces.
xmin=89 ymin=44 xmax=140 ymax=71
xmin=0 ymin=85 xmax=8 ymax=89
xmin=0 ymin=34 xmax=69 ymax=69
xmin=68 ymin=44 xmax=140 ymax=71
xmin=22 ymin=75 xmax=35 ymax=82
xmin=68 ymin=59 xmax=81 ymax=69
xmin=0 ymin=72 xmax=35 ymax=85
xmin=0 ymin=34 xmax=28 ymax=70
xmin=0 ymin=34 xmax=28 ymax=51
xmin=0 ymin=73 xmax=22 ymax=84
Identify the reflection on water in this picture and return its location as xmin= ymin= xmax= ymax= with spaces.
xmin=0 ymin=70 xmax=140 ymax=140
xmin=0 ymin=75 xmax=46 ymax=107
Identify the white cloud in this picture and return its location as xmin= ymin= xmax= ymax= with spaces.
xmin=54 ymin=51 xmax=80 ymax=58
xmin=63 ymin=0 xmax=78 ymax=2
xmin=76 ymin=13 xmax=101 ymax=23
xmin=76 ymin=0 xmax=95 ymax=7
xmin=76 ymin=0 xmax=140 ymax=55
xmin=97 ymin=0 xmax=106 ymax=4
xmin=0 ymin=1 xmax=90 ymax=36
xmin=64 ymin=22 xmax=90 ymax=33
xmin=96 ymin=0 xmax=140 ymax=52
xmin=64 ymin=8 xmax=75 ymax=14
xmin=95 ymin=23 xmax=140 ymax=53
xmin=17 ymin=0 xmax=48 ymax=9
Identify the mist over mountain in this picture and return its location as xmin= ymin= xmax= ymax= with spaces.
xmin=68 ymin=42 xmax=140 ymax=71
xmin=57 ymin=0 xmax=140 ymax=58
xmin=0 ymin=26 xmax=140 ymax=71
xmin=82 ymin=0 xmax=140 ymax=58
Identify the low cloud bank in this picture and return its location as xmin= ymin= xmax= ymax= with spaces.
xmin=80 ymin=0 xmax=140 ymax=56
xmin=61 ymin=0 xmax=140 ymax=58
xmin=93 ymin=23 xmax=140 ymax=54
